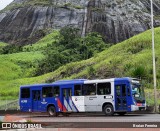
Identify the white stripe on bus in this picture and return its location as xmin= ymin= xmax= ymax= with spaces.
xmin=64 ymin=97 xmax=72 ymax=111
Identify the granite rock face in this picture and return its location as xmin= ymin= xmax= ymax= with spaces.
xmin=0 ymin=0 xmax=160 ymax=44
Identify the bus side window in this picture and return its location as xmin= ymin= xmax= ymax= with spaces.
xmin=97 ymin=83 xmax=111 ymax=95
xmin=82 ymin=84 xmax=96 ymax=95
xmin=33 ymin=90 xmax=41 ymax=101
xmin=36 ymin=91 xmax=41 ymax=100
xmin=122 ymin=84 xmax=126 ymax=96
xmin=42 ymin=87 xmax=53 ymax=98
xmin=116 ymin=85 xmax=121 ymax=96
xmin=21 ymin=88 xmax=30 ymax=98
xmin=74 ymin=85 xmax=81 ymax=96
xmin=54 ymin=86 xmax=60 ymax=97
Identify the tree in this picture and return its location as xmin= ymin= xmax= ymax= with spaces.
xmin=36 ymin=27 xmax=108 ymax=76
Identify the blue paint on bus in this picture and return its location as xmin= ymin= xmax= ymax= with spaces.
xmin=19 ymin=78 xmax=146 ymax=115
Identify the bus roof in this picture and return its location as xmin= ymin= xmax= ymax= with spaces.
xmin=84 ymin=77 xmax=136 ymax=84
xmin=20 ymin=77 xmax=139 ymax=88
xmin=53 ymin=79 xmax=87 ymax=85
xmin=20 ymin=83 xmax=53 ymax=88
xmin=84 ymin=78 xmax=115 ymax=84
xmin=20 ymin=79 xmax=87 ymax=88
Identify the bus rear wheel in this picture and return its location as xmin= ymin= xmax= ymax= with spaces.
xmin=103 ymin=104 xmax=114 ymax=116
xmin=48 ymin=106 xmax=57 ymax=117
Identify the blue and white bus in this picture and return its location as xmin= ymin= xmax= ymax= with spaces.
xmin=19 ymin=77 xmax=146 ymax=116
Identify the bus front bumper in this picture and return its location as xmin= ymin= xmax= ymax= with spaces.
xmin=131 ymin=105 xmax=146 ymax=111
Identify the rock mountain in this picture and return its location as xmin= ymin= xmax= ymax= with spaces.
xmin=0 ymin=0 xmax=160 ymax=45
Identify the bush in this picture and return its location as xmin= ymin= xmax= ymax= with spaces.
xmin=36 ymin=27 xmax=107 ymax=75
xmin=87 ymin=66 xmax=96 ymax=76
xmin=131 ymin=65 xmax=146 ymax=78
xmin=2 ymin=44 xmax=22 ymax=54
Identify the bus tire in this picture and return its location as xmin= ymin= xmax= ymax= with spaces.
xmin=48 ymin=106 xmax=57 ymax=117
xmin=117 ymin=112 xmax=126 ymax=116
xmin=103 ymin=104 xmax=114 ymax=116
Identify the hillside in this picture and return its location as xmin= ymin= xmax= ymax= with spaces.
xmin=0 ymin=0 xmax=160 ymax=45
xmin=0 ymin=27 xmax=160 ymax=103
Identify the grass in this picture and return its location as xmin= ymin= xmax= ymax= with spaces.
xmin=0 ymin=30 xmax=59 ymax=82
xmin=0 ymin=30 xmax=60 ymax=99
xmin=0 ymin=42 xmax=8 ymax=53
xmin=1 ymin=28 xmax=160 ymax=106
xmin=0 ymin=51 xmax=44 ymax=81
xmin=23 ymin=30 xmax=59 ymax=52
xmin=0 ymin=42 xmax=8 ymax=47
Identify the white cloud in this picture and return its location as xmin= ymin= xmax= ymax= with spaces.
xmin=0 ymin=0 xmax=14 ymax=10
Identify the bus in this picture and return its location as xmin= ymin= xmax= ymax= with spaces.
xmin=19 ymin=77 xmax=146 ymax=116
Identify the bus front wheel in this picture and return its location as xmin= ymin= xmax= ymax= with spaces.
xmin=103 ymin=104 xmax=114 ymax=116
xmin=48 ymin=106 xmax=57 ymax=117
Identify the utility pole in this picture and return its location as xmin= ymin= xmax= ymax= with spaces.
xmin=151 ymin=0 xmax=158 ymax=113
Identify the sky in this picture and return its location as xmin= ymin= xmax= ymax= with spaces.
xmin=0 ymin=0 xmax=14 ymax=10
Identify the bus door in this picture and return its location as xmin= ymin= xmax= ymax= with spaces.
xmin=32 ymin=90 xmax=41 ymax=112
xmin=115 ymin=84 xmax=127 ymax=111
xmin=82 ymin=83 xmax=97 ymax=112
xmin=62 ymin=88 xmax=72 ymax=112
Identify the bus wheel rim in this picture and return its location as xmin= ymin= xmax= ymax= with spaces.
xmin=49 ymin=108 xmax=54 ymax=115
xmin=106 ymin=107 xmax=111 ymax=113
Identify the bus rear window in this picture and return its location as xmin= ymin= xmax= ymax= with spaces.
xmin=21 ymin=88 xmax=30 ymax=98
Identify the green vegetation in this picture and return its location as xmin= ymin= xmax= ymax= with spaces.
xmin=0 ymin=42 xmax=8 ymax=47
xmin=26 ymin=0 xmax=52 ymax=6
xmin=0 ymin=42 xmax=8 ymax=53
xmin=1 ymin=44 xmax=23 ymax=54
xmin=35 ymin=27 xmax=107 ymax=75
xmin=0 ymin=0 xmax=84 ymax=13
xmin=62 ymin=2 xmax=84 ymax=9
xmin=23 ymin=30 xmax=60 ymax=52
xmin=0 ymin=51 xmax=44 ymax=81
xmin=0 ymin=0 xmax=51 ymax=13
xmin=1 ymin=27 xmax=160 ymax=106
xmin=90 ymin=7 xmax=104 ymax=12
xmin=0 ymin=27 xmax=107 ymax=100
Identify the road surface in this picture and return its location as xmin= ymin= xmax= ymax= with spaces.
xmin=23 ymin=113 xmax=160 ymax=122
xmin=1 ymin=113 xmax=160 ymax=130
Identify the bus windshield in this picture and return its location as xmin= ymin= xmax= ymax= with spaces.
xmin=132 ymin=83 xmax=145 ymax=103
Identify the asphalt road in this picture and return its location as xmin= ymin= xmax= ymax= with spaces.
xmin=1 ymin=113 xmax=160 ymax=130
xmin=20 ymin=113 xmax=160 ymax=122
